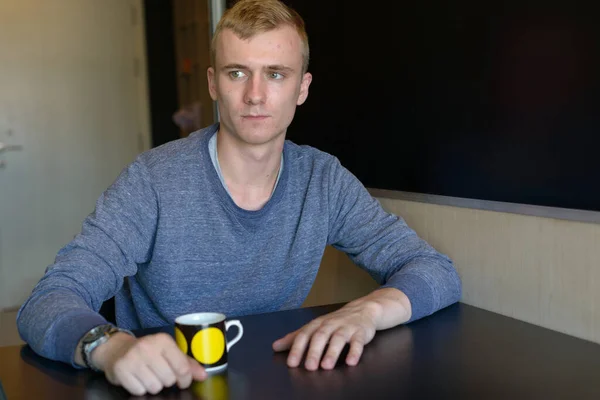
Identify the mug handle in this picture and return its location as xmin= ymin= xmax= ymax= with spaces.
xmin=225 ymin=320 xmax=243 ymax=351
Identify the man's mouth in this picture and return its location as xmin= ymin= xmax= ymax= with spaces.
xmin=242 ymin=114 xmax=270 ymax=120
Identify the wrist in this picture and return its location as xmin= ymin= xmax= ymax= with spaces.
xmin=361 ymin=298 xmax=385 ymax=328
xmin=91 ymin=331 xmax=136 ymax=372
xmin=78 ymin=324 xmax=135 ymax=371
xmin=361 ymin=288 xmax=412 ymax=330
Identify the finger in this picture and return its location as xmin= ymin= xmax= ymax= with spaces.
xmin=346 ymin=334 xmax=366 ymax=366
xmin=162 ymin=339 xmax=195 ymax=388
xmin=320 ymin=329 xmax=352 ymax=370
xmin=117 ymin=370 xmax=147 ymax=396
xmin=272 ymin=331 xmax=298 ymax=352
xmin=304 ymin=325 xmax=338 ymax=371
xmin=187 ymin=357 xmax=208 ymax=382
xmin=105 ymin=369 xmax=120 ymax=386
xmin=287 ymin=320 xmax=324 ymax=368
xmin=145 ymin=354 xmax=177 ymax=389
xmin=132 ymin=364 xmax=164 ymax=395
xmin=286 ymin=331 xmax=312 ymax=368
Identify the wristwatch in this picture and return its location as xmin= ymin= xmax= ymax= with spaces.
xmin=80 ymin=324 xmax=134 ymax=371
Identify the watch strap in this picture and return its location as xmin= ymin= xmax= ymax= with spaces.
xmin=81 ymin=324 xmax=134 ymax=371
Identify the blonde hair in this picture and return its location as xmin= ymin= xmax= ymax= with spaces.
xmin=211 ymin=0 xmax=310 ymax=73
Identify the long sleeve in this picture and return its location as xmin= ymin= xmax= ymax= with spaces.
xmin=16 ymin=159 xmax=159 ymax=366
xmin=326 ymin=158 xmax=462 ymax=322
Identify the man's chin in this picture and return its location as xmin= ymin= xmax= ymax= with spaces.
xmin=235 ymin=128 xmax=285 ymax=146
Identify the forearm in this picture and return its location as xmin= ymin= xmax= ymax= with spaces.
xmin=381 ymin=256 xmax=461 ymax=322
xmin=345 ymin=287 xmax=412 ymax=331
xmin=17 ymin=289 xmax=107 ymax=367
xmin=328 ymin=172 xmax=461 ymax=322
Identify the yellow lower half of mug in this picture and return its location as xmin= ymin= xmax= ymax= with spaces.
xmin=175 ymin=326 xmax=225 ymax=365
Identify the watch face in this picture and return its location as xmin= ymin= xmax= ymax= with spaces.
xmin=83 ymin=325 xmax=112 ymax=344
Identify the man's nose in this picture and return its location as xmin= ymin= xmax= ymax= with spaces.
xmin=244 ymin=75 xmax=266 ymax=105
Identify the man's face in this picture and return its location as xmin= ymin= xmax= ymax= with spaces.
xmin=208 ymin=26 xmax=312 ymax=146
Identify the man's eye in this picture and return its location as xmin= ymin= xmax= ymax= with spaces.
xmin=229 ymin=71 xmax=246 ymax=79
xmin=269 ymin=72 xmax=284 ymax=80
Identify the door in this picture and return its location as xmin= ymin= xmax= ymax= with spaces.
xmin=0 ymin=0 xmax=150 ymax=310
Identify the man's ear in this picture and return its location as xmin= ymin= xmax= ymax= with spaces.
xmin=297 ymin=72 xmax=312 ymax=106
xmin=207 ymin=67 xmax=218 ymax=101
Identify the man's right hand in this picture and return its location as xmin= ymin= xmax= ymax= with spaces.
xmin=85 ymin=332 xmax=207 ymax=396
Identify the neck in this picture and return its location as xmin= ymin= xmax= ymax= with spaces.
xmin=216 ymin=129 xmax=283 ymax=210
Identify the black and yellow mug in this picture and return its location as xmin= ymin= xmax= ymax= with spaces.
xmin=174 ymin=312 xmax=243 ymax=373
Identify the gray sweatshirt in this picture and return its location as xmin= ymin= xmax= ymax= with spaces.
xmin=17 ymin=124 xmax=461 ymax=366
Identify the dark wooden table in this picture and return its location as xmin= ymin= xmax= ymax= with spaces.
xmin=2 ymin=303 xmax=600 ymax=399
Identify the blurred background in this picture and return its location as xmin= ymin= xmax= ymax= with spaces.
xmin=0 ymin=0 xmax=218 ymax=315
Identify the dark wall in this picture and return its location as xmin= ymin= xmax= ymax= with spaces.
xmin=144 ymin=0 xmax=180 ymax=148
xmin=280 ymin=0 xmax=600 ymax=212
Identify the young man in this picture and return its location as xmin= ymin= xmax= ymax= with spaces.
xmin=17 ymin=0 xmax=461 ymax=396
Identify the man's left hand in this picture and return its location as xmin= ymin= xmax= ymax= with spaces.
xmin=272 ymin=288 xmax=411 ymax=371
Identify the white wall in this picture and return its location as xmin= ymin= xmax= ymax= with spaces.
xmin=0 ymin=0 xmax=150 ymax=311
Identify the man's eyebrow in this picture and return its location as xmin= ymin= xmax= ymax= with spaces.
xmin=221 ymin=63 xmax=295 ymax=72
xmin=222 ymin=63 xmax=248 ymax=70
xmin=266 ymin=65 xmax=295 ymax=72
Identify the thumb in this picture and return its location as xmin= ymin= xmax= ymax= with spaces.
xmin=187 ymin=357 xmax=208 ymax=381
